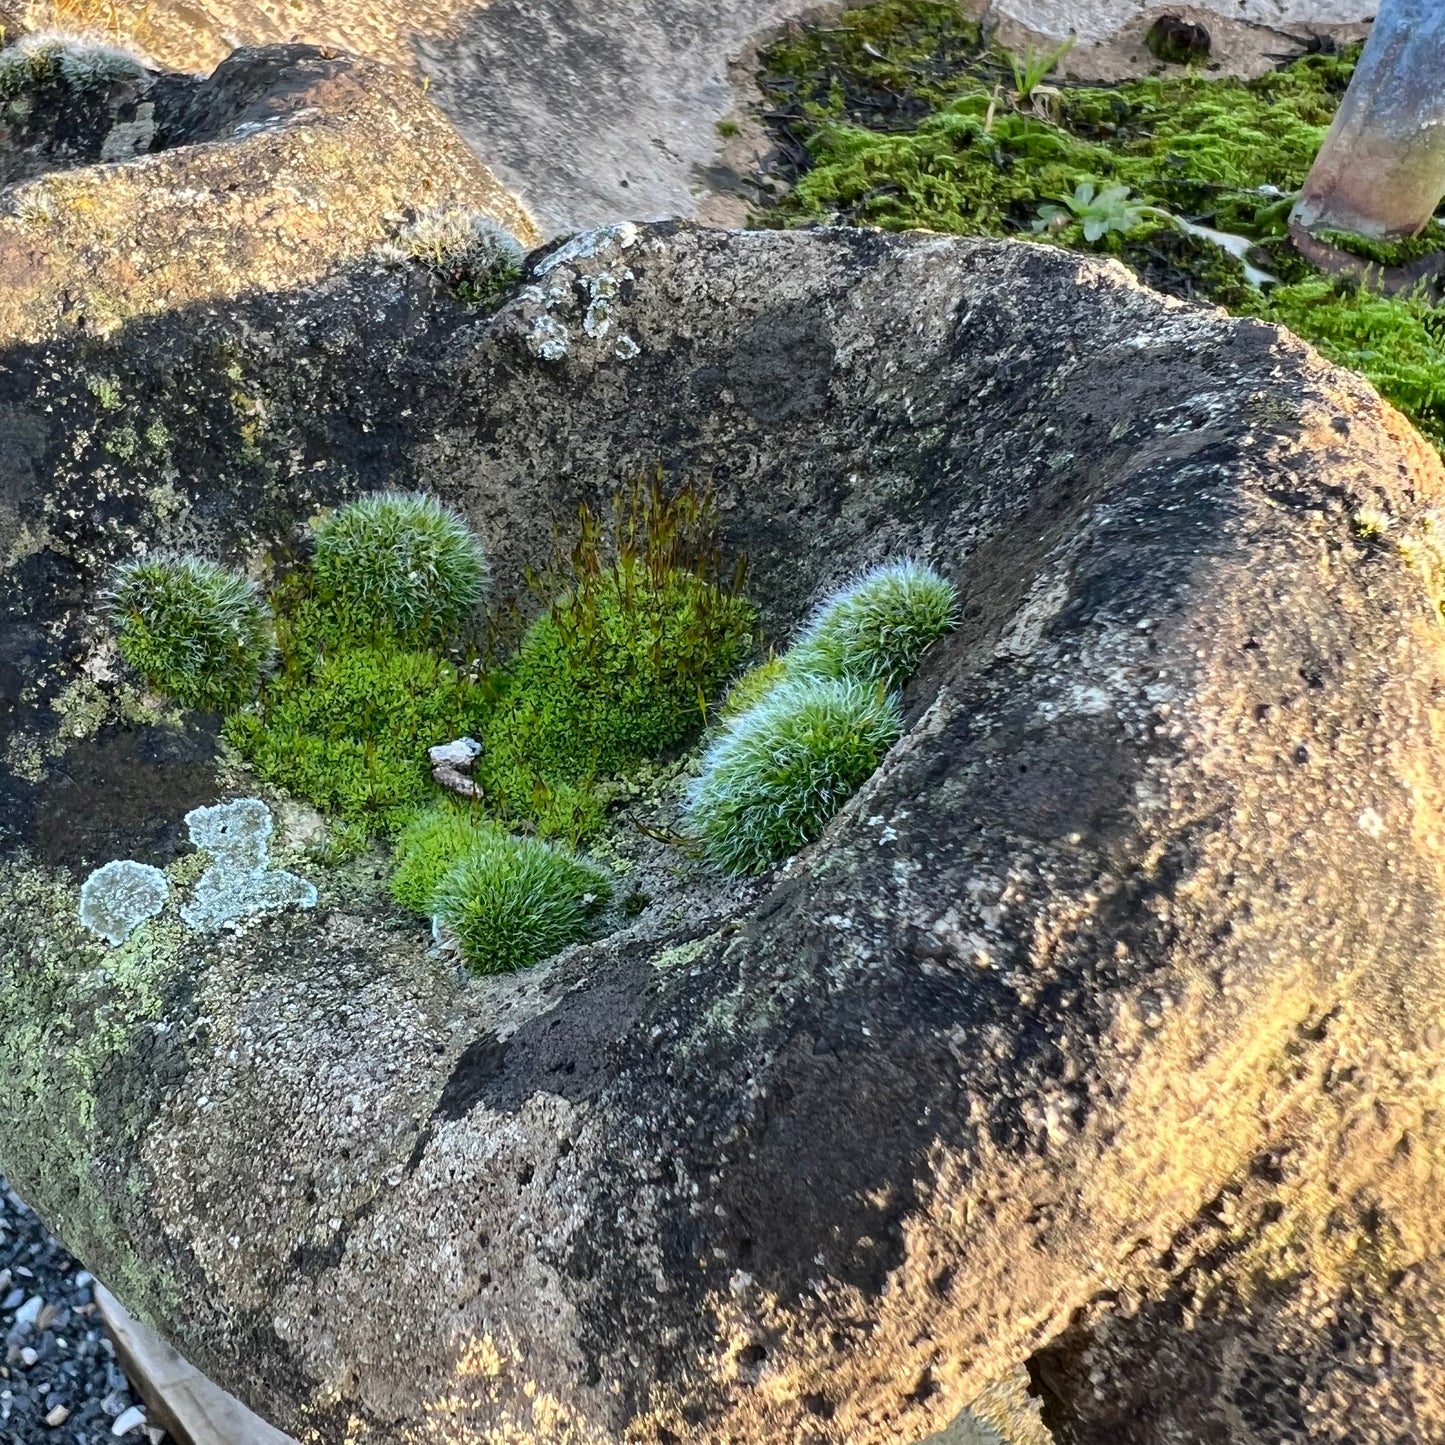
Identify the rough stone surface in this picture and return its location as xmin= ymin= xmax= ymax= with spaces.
xmin=0 ymin=0 xmax=1378 ymax=235
xmin=3 ymin=168 xmax=1445 ymax=1445
xmin=984 ymin=0 xmax=1374 ymax=46
xmin=0 ymin=42 xmax=537 ymax=344
xmin=0 ymin=38 xmax=157 ymax=188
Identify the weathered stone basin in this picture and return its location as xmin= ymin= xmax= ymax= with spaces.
xmin=3 ymin=197 xmax=1445 ymax=1444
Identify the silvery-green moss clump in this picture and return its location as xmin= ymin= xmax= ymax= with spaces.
xmin=790 ymin=559 xmax=959 ymax=689
xmin=109 ymin=554 xmax=274 ymax=711
xmin=687 ymin=674 xmax=903 ymax=875
xmin=432 ymin=834 xmax=611 ymax=976
xmin=382 ymin=207 xmax=525 ymax=306
xmin=310 ymin=491 xmax=489 ymax=646
xmin=0 ymin=31 xmax=147 ymax=99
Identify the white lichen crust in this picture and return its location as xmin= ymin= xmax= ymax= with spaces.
xmin=78 ymin=860 xmax=170 ymax=946
xmin=179 ymin=799 xmax=317 ymax=932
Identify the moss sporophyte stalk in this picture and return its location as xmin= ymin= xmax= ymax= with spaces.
xmin=753 ymin=1 xmax=1445 ymax=448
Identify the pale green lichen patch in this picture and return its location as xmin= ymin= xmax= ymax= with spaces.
xmin=179 ymin=798 xmax=317 ymax=931
xmin=0 ymin=859 xmax=191 ymax=1324
xmin=51 ymin=666 xmax=175 ymax=746
xmin=652 ymin=935 xmax=712 ymax=971
xmin=79 ymin=859 xmax=170 ymax=945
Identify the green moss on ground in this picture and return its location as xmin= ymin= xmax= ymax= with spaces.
xmin=224 ymin=482 xmax=754 ymax=852
xmin=755 ymin=3 xmax=1445 ymax=446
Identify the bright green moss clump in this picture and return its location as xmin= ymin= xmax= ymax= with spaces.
xmin=223 ymin=481 xmax=753 ymax=846
xmin=755 ymin=5 xmax=1445 ymax=449
xmin=389 ymin=803 xmax=496 ymax=913
xmin=310 ymin=491 xmax=489 ymax=646
xmin=432 ymin=833 xmax=612 ymax=975
xmin=484 ymin=565 xmax=754 ymax=790
xmin=480 ymin=483 xmax=756 ymax=837
xmin=688 ymin=675 xmax=903 ymax=874
xmin=224 ymin=495 xmax=493 ymax=834
xmin=110 ymin=554 xmax=273 ymax=711
xmin=224 ymin=643 xmax=486 ymax=831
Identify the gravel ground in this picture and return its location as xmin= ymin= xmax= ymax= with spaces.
xmin=0 ymin=1178 xmax=166 ymax=1445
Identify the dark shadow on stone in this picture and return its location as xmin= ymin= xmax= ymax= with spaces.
xmin=27 ymin=718 xmax=219 ymax=873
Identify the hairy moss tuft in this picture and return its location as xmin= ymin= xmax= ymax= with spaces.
xmin=310 ymin=491 xmax=489 ymax=648
xmin=432 ymin=834 xmax=612 ymax=975
xmin=0 ymin=31 xmax=147 ymax=100
xmin=381 ymin=207 xmax=526 ymax=308
xmin=109 ymin=554 xmax=273 ymax=712
xmin=687 ymin=674 xmax=903 ymax=874
xmin=790 ymin=559 xmax=958 ymax=688
xmin=389 ymin=803 xmax=497 ymax=913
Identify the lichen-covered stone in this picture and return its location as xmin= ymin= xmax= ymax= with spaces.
xmin=0 ymin=42 xmax=537 ymax=345
xmin=78 ymin=858 xmax=170 ymax=944
xmin=3 ymin=205 xmax=1445 ymax=1445
xmin=179 ymin=799 xmax=316 ymax=932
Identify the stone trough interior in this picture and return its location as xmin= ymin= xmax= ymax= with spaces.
xmin=2 ymin=74 xmax=1445 ymax=1445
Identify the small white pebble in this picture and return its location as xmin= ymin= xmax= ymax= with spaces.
xmin=46 ymin=1405 xmax=70 ymax=1428
xmin=18 ymin=1348 xmax=36 ymax=1367
xmin=112 ymin=1404 xmax=147 ymax=1436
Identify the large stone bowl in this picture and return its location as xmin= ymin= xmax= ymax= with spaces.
xmin=3 ymin=215 xmax=1444 ymax=1444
